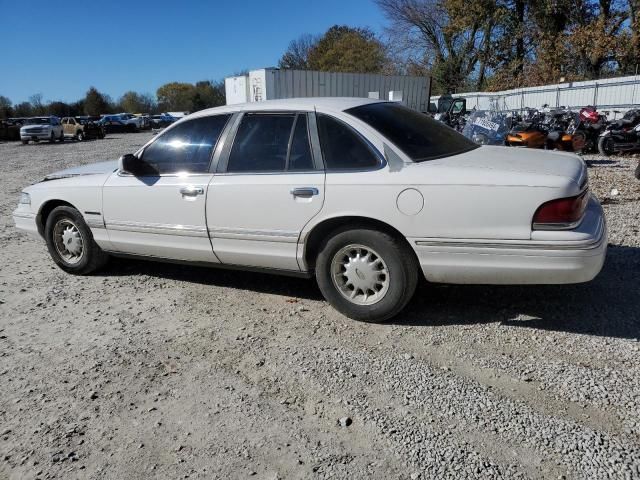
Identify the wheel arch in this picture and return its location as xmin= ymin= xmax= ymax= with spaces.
xmin=302 ymin=215 xmax=416 ymax=271
xmin=37 ymin=199 xmax=78 ymax=236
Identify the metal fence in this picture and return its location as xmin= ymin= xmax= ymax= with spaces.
xmin=431 ymin=74 xmax=640 ymax=112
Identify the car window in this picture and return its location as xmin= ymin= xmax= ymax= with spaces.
xmin=345 ymin=102 xmax=478 ymax=162
xmin=140 ymin=115 xmax=230 ymax=175
xmin=288 ymin=115 xmax=313 ymax=170
xmin=227 ymin=114 xmax=296 ymax=172
xmin=316 ymin=113 xmax=381 ymax=170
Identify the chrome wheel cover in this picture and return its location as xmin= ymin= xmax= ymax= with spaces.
xmin=331 ymin=244 xmax=390 ymax=305
xmin=53 ymin=218 xmax=84 ymax=264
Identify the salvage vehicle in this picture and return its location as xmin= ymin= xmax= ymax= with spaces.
xmin=62 ymin=117 xmax=105 ymax=141
xmin=98 ymin=114 xmax=140 ymax=133
xmin=150 ymin=113 xmax=178 ymax=128
xmin=462 ymin=110 xmax=513 ymax=145
xmin=598 ymin=108 xmax=640 ymax=156
xmin=13 ymin=98 xmax=607 ymax=322
xmin=20 ymin=116 xmax=64 ymax=144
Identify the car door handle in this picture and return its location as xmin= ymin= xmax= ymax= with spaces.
xmin=291 ymin=187 xmax=319 ymax=198
xmin=179 ymin=186 xmax=204 ymax=196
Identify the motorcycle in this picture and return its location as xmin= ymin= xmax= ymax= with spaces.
xmin=462 ymin=110 xmax=513 ymax=145
xmin=598 ymin=108 xmax=640 ymax=156
xmin=505 ymin=109 xmax=548 ymax=148
xmin=506 ymin=107 xmax=585 ymax=152
xmin=566 ymin=106 xmax=607 ymax=153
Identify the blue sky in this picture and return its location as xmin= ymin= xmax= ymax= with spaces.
xmin=0 ymin=0 xmax=388 ymax=104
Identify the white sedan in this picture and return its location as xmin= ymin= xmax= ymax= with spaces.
xmin=13 ymin=98 xmax=607 ymax=322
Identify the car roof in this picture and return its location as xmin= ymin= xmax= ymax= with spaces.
xmin=189 ymin=97 xmax=386 ymax=119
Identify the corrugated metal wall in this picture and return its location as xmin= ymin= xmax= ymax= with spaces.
xmin=230 ymin=69 xmax=431 ymax=111
xmin=266 ymin=69 xmax=431 ymax=111
xmin=431 ymin=75 xmax=640 ymax=112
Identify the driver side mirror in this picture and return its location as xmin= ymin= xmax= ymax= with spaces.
xmin=118 ymin=153 xmax=158 ymax=176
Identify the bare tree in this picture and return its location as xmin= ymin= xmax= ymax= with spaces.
xmin=278 ymin=34 xmax=318 ymax=69
xmin=376 ymin=0 xmax=492 ymax=93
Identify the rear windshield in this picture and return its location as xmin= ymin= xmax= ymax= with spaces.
xmin=345 ymin=102 xmax=478 ymax=162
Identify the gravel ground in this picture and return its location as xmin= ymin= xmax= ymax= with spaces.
xmin=0 ymin=133 xmax=639 ymax=480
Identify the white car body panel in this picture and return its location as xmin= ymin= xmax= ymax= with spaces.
xmin=102 ymin=173 xmax=218 ymax=263
xmin=207 ymin=172 xmax=325 ymax=270
xmin=13 ymin=97 xmax=607 ymax=286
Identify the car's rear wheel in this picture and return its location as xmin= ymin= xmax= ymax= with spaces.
xmin=315 ymin=228 xmax=418 ymax=322
xmin=44 ymin=206 xmax=108 ymax=274
xmin=21 ymin=140 xmax=28 ymax=145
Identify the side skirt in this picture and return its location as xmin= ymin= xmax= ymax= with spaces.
xmin=104 ymin=251 xmax=314 ymax=279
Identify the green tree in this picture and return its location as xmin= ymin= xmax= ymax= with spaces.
xmin=192 ymin=80 xmax=225 ymax=111
xmin=156 ymin=82 xmax=196 ymax=112
xmin=306 ymin=25 xmax=387 ymax=73
xmin=48 ymin=101 xmax=71 ymax=117
xmin=0 ymin=95 xmax=13 ymax=118
xmin=118 ymin=91 xmax=156 ymax=113
xmin=84 ymin=87 xmax=110 ymax=115
xmin=13 ymin=102 xmax=33 ymax=117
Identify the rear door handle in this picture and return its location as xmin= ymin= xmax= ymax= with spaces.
xmin=291 ymin=187 xmax=319 ymax=198
xmin=180 ymin=186 xmax=204 ymax=196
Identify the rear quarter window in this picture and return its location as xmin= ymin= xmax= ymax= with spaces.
xmin=345 ymin=102 xmax=478 ymax=162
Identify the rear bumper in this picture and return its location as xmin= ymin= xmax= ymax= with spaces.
xmin=410 ymin=196 xmax=607 ymax=285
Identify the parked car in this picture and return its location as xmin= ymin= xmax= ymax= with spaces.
xmin=13 ymin=98 xmax=606 ymax=322
xmin=0 ymin=118 xmax=23 ymax=141
xmin=62 ymin=117 xmax=105 ymax=141
xmin=20 ymin=116 xmax=64 ymax=144
xmin=97 ymin=114 xmax=136 ymax=133
xmin=150 ymin=113 xmax=178 ymax=128
xmin=119 ymin=113 xmax=144 ymax=131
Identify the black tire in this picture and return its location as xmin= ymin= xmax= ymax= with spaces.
xmin=315 ymin=227 xmax=418 ymax=322
xmin=49 ymin=132 xmax=55 ymax=143
xmin=21 ymin=140 xmax=28 ymax=145
xmin=44 ymin=206 xmax=108 ymax=274
xmin=598 ymin=136 xmax=615 ymax=156
xmin=635 ymin=160 xmax=640 ymax=180
xmin=76 ymin=130 xmax=84 ymax=141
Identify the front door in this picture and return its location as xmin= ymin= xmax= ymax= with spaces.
xmin=207 ymin=112 xmax=325 ymax=271
xmin=102 ymin=114 xmax=231 ymax=262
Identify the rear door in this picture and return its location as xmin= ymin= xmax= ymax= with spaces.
xmin=206 ymin=111 xmax=325 ymax=271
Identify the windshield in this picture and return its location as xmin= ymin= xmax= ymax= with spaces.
xmin=26 ymin=117 xmax=51 ymax=125
xmin=345 ymin=102 xmax=478 ymax=162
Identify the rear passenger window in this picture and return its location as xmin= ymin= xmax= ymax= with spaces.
xmin=141 ymin=115 xmax=230 ymax=174
xmin=227 ymin=113 xmax=315 ymax=172
xmin=317 ymin=113 xmax=381 ymax=170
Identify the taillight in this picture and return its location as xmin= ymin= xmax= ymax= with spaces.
xmin=532 ymin=190 xmax=589 ymax=230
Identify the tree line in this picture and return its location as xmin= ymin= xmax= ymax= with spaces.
xmin=4 ymin=1 xmax=639 ymax=118
xmin=0 ymin=80 xmax=226 ymax=119
xmin=279 ymin=1 xmax=640 ymax=95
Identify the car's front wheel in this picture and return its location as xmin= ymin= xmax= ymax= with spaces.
xmin=44 ymin=206 xmax=109 ymax=274
xmin=315 ymin=228 xmax=418 ymax=322
xmin=76 ymin=130 xmax=84 ymax=141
